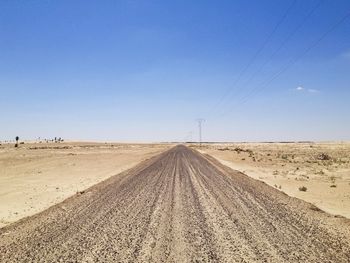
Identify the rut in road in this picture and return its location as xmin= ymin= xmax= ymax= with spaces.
xmin=1 ymin=145 xmax=350 ymax=262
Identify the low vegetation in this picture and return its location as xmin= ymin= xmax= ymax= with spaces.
xmin=299 ymin=186 xmax=307 ymax=192
xmin=317 ymin=153 xmax=331 ymax=161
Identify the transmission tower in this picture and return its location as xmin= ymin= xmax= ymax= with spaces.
xmin=196 ymin=119 xmax=205 ymax=147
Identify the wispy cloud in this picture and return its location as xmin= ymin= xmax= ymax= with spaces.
xmin=295 ymin=86 xmax=319 ymax=93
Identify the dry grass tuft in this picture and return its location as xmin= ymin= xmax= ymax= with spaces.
xmin=299 ymin=186 xmax=307 ymax=192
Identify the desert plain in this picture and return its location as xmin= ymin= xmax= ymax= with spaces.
xmin=1 ymin=141 xmax=349 ymax=226
xmin=194 ymin=141 xmax=350 ymax=218
xmin=0 ymin=141 xmax=350 ymax=262
xmin=0 ymin=142 xmax=171 ymax=228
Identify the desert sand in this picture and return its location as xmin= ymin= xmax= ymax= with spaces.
xmin=1 ymin=145 xmax=349 ymax=262
xmin=0 ymin=142 xmax=170 ymax=227
xmin=194 ymin=142 xmax=350 ymax=218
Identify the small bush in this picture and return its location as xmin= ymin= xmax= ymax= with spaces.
xmin=299 ymin=186 xmax=307 ymax=192
xmin=218 ymin=147 xmax=230 ymax=151
xmin=281 ymin=154 xmax=288 ymax=160
xmin=317 ymin=153 xmax=331 ymax=161
xmin=234 ymin=147 xmax=243 ymax=153
xmin=330 ymin=184 xmax=337 ymax=188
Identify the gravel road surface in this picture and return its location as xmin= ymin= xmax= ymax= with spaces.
xmin=1 ymin=145 xmax=350 ymax=262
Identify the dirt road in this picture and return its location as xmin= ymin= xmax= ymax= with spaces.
xmin=1 ymin=145 xmax=350 ymax=262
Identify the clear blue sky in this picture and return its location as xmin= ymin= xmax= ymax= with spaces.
xmin=1 ymin=0 xmax=349 ymax=142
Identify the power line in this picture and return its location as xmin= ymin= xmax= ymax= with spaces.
xmin=182 ymin=131 xmax=193 ymax=143
xmin=219 ymin=10 xmax=350 ymax=117
xmin=207 ymin=0 xmax=297 ymax=118
xmin=216 ymin=0 xmax=324 ymax=117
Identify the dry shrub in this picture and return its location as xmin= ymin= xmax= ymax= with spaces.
xmin=299 ymin=186 xmax=307 ymax=192
xmin=218 ymin=147 xmax=230 ymax=151
xmin=317 ymin=153 xmax=331 ymax=161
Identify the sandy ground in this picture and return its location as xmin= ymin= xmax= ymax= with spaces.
xmin=0 ymin=142 xmax=170 ymax=228
xmin=1 ymin=145 xmax=349 ymax=262
xmin=194 ymin=142 xmax=350 ymax=218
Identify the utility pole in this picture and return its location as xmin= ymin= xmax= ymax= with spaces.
xmin=196 ymin=119 xmax=205 ymax=147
